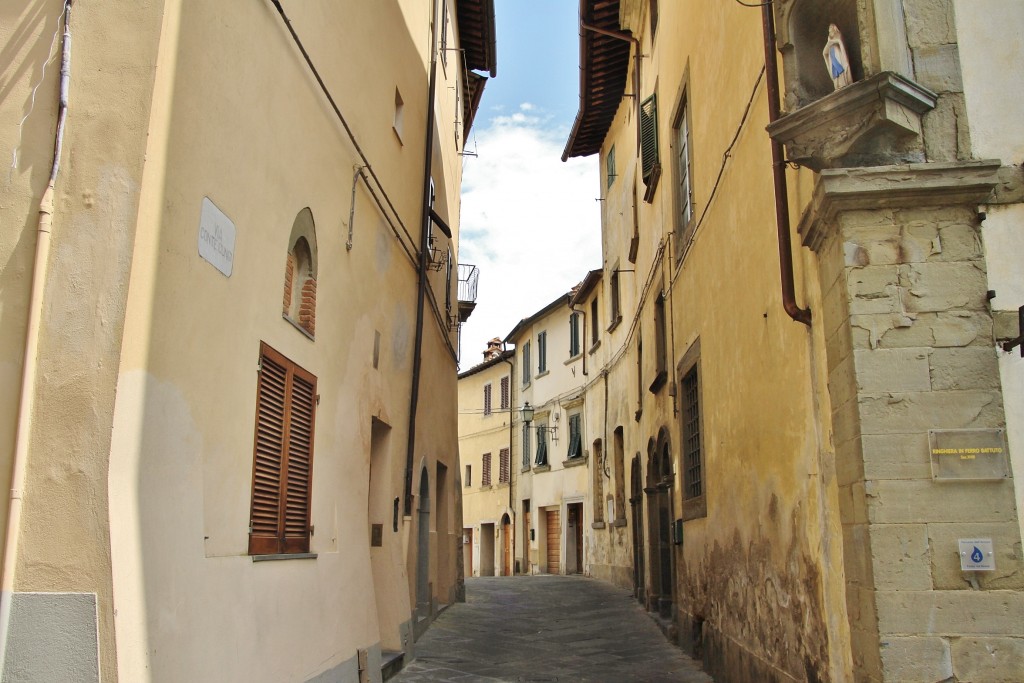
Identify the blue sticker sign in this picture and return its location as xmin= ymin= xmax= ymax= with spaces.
xmin=958 ymin=538 xmax=995 ymax=571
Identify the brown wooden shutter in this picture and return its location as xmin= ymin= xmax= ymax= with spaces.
xmin=499 ymin=447 xmax=509 ymax=483
xmin=249 ymin=342 xmax=316 ymax=555
xmin=283 ymin=366 xmax=316 ymax=553
xmin=250 ymin=345 xmax=288 ymax=554
xmin=640 ymin=94 xmax=659 ymax=182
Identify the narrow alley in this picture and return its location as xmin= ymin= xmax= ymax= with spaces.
xmin=393 ymin=577 xmax=713 ymax=683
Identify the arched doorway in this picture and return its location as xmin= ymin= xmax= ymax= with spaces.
xmin=645 ymin=431 xmax=675 ymax=618
xmin=416 ymin=467 xmax=431 ymax=618
xmin=630 ymin=454 xmax=645 ymax=602
xmin=501 ymin=513 xmax=512 ymax=576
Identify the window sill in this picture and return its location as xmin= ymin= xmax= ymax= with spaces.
xmin=252 ymin=553 xmax=318 ymax=562
xmin=564 ymin=353 xmax=583 ymax=366
xmin=521 ymin=466 xmax=531 ymax=473
xmin=533 ymin=464 xmax=551 ymax=473
xmin=591 ymin=521 xmax=606 ymax=530
xmin=392 ymin=126 xmax=404 ymax=146
xmin=536 ymin=370 xmax=549 ymax=379
xmin=612 ymin=518 xmax=628 ymax=528
xmin=648 ymin=370 xmax=668 ymax=394
xmin=607 ymin=316 xmax=622 ymax=333
xmin=588 ymin=340 xmax=601 ymax=355
xmin=562 ymin=456 xmax=587 ymax=468
xmin=282 ymin=314 xmax=315 ymax=341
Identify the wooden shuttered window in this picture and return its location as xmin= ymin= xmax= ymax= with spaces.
xmin=482 ymin=453 xmax=492 ymax=486
xmin=640 ymin=94 xmax=661 ymax=191
xmin=500 ymin=376 xmax=510 ymax=410
xmin=499 ymin=447 xmax=510 ymax=483
xmin=484 ymin=383 xmax=493 ymax=415
xmin=249 ymin=342 xmax=317 ymax=555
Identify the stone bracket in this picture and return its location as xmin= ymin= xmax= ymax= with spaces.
xmin=797 ymin=160 xmax=1003 ymax=252
xmin=767 ymin=72 xmax=937 ymax=171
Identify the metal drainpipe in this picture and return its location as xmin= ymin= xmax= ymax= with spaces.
xmin=501 ymin=348 xmax=516 ymax=519
xmin=405 ymin=0 xmax=441 ymax=516
xmin=761 ymin=4 xmax=811 ymax=326
xmin=1 ymin=1 xmax=72 ymax=670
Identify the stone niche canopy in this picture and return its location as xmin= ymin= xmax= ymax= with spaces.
xmin=771 ymin=0 xmax=934 ymax=170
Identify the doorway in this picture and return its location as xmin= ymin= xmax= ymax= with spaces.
xmin=630 ymin=454 xmax=645 ymax=602
xmin=566 ymin=502 xmax=584 ymax=574
xmin=416 ymin=467 xmax=431 ymax=618
xmin=501 ymin=514 xmax=512 ymax=576
xmin=544 ymin=507 xmax=561 ymax=575
xmin=480 ymin=522 xmax=495 ymax=576
xmin=463 ymin=527 xmax=473 ymax=578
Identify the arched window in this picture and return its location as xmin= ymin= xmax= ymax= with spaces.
xmin=282 ymin=208 xmax=318 ymax=337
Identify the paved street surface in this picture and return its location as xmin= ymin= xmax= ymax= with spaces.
xmin=393 ymin=576 xmax=714 ymax=683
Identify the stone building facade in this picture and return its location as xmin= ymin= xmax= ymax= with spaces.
xmin=0 ymin=1 xmax=494 ymax=681
xmin=564 ymin=0 xmax=1023 ymax=681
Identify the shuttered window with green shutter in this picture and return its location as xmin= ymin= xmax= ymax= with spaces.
xmin=640 ymin=94 xmax=660 ymax=186
xmin=249 ymin=342 xmax=317 ymax=555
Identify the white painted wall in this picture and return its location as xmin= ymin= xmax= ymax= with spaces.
xmin=956 ymin=1 xmax=1024 ymax=542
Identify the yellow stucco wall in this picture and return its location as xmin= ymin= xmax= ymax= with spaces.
xmin=1 ymin=0 xmax=469 ymax=680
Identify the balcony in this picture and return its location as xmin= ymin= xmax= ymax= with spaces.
xmin=457 ymin=263 xmax=479 ymax=323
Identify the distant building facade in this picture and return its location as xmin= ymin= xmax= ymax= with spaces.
xmin=564 ymin=1 xmax=1024 ymax=682
xmin=0 ymin=1 xmax=494 ymax=681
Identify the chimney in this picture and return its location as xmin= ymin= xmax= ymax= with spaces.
xmin=483 ymin=337 xmax=503 ymax=361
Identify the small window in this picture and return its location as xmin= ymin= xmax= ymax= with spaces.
xmin=465 ymin=464 xmax=471 ymax=487
xmin=567 ymin=413 xmax=583 ymax=459
xmin=606 ymin=145 xmax=617 ymax=189
xmin=248 ymin=342 xmax=317 ymax=555
xmin=283 ymin=208 xmax=318 ymax=338
xmin=483 ymin=383 xmax=493 ymax=416
xmin=674 ymin=94 xmax=694 ymax=242
xmin=680 ymin=341 xmax=706 ymax=520
xmin=535 ymin=427 xmax=549 ymax=467
xmin=592 ymin=439 xmax=605 ymax=522
xmin=500 ymin=376 xmax=510 ymax=410
xmin=522 ymin=342 xmax=532 ymax=387
xmin=393 ymin=88 xmax=405 ymax=142
xmin=522 ymin=422 xmax=532 ymax=469
xmin=590 ymin=298 xmax=600 ymax=346
xmin=650 ymin=0 xmax=659 ymax=36
xmin=499 ymin=448 xmax=510 ymax=483
xmin=650 ymin=291 xmax=668 ymax=393
xmin=569 ymin=313 xmax=581 ymax=357
xmin=609 ymin=271 xmax=621 ymax=328
xmin=482 ymin=453 xmax=492 ymax=487
xmin=537 ymin=331 xmax=548 ymax=374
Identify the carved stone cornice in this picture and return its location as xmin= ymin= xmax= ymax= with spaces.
xmin=767 ymin=72 xmax=936 ymax=172
xmin=797 ymin=160 xmax=1002 ymax=252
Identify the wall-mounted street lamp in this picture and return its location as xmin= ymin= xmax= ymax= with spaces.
xmin=520 ymin=402 xmax=558 ymax=440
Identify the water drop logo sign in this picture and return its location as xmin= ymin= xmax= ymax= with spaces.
xmin=971 ymin=546 xmax=984 ymax=563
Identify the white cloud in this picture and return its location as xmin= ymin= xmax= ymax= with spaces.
xmin=457 ymin=108 xmax=601 ymax=368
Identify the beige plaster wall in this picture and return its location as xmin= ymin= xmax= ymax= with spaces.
xmin=95 ymin=0 xmax=460 ymax=680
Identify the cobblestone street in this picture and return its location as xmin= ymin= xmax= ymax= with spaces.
xmin=393 ymin=576 xmax=713 ymax=683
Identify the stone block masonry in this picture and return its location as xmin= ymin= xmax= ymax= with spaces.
xmin=807 ymin=162 xmax=1024 ymax=682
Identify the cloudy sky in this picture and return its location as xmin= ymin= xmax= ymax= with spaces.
xmin=457 ymin=0 xmax=602 ymax=368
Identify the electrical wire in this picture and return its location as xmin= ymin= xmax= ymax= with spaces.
xmin=10 ymin=3 xmax=69 ymax=178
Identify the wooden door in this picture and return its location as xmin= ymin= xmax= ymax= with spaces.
xmin=546 ymin=508 xmax=561 ymax=574
xmin=502 ymin=520 xmax=511 ymax=576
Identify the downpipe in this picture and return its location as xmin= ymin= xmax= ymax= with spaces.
xmin=1 ymin=0 xmax=72 ymax=670
xmin=761 ymin=3 xmax=811 ymax=326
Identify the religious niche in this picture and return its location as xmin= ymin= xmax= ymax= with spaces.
xmin=768 ymin=0 xmax=936 ymax=171
xmin=779 ymin=0 xmax=862 ymax=109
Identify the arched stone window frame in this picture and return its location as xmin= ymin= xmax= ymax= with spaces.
xmin=282 ymin=208 xmax=318 ymax=338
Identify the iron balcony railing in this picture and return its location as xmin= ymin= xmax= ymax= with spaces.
xmin=458 ymin=263 xmax=479 ymax=304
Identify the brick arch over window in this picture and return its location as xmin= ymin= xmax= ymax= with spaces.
xmin=283 ymin=208 xmax=318 ymax=337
